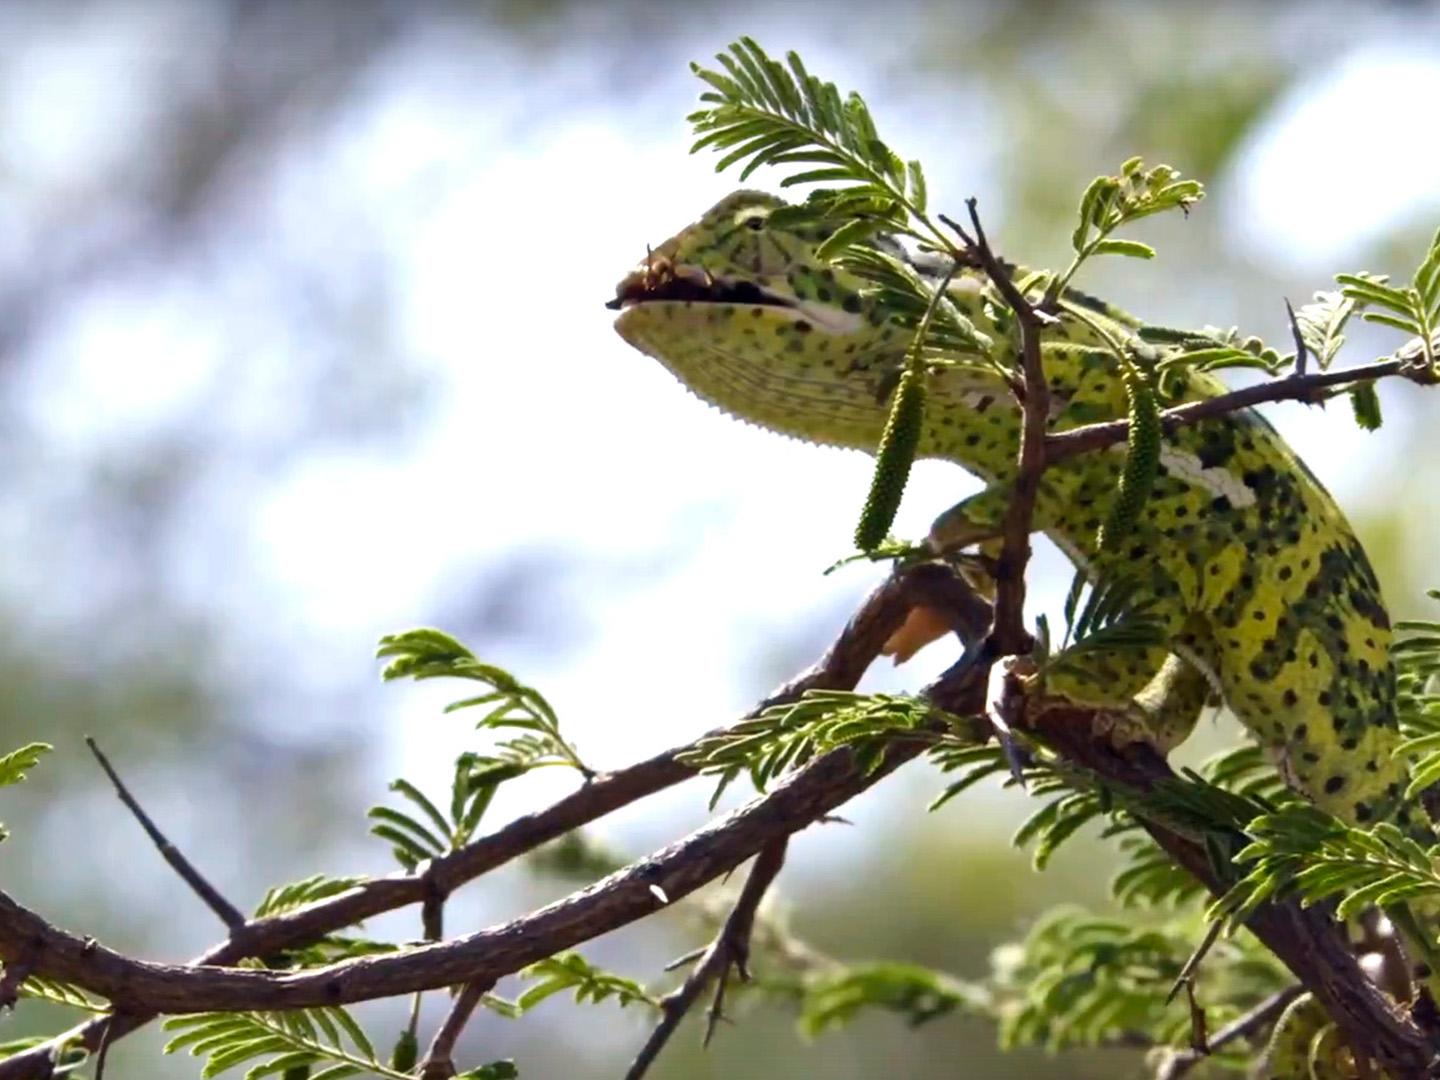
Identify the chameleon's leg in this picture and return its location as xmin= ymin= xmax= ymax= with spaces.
xmin=901 ymin=481 xmax=1216 ymax=754
xmin=1258 ymin=994 xmax=1360 ymax=1080
xmin=1206 ymin=605 xmax=1404 ymax=829
xmin=925 ymin=483 xmax=1015 ymax=553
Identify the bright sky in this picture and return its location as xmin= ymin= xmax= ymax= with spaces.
xmin=6 ymin=15 xmax=1440 ymax=850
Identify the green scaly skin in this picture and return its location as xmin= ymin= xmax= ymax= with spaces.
xmin=609 ymin=192 xmax=1422 ymax=1076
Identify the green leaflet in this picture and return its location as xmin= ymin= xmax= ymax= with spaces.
xmin=1349 ymin=380 xmax=1383 ymax=431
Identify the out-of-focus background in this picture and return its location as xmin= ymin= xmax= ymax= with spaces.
xmin=0 ymin=1 xmax=1437 ymax=1076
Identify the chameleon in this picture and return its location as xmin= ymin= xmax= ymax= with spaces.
xmin=607 ymin=190 xmax=1419 ymax=1076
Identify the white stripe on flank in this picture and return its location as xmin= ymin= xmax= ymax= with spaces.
xmin=1109 ymin=444 xmax=1257 ymax=509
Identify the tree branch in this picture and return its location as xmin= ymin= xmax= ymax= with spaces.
xmin=0 ymin=544 xmax=1430 ymax=1074
xmin=1046 ymin=352 xmax=1436 ymax=463
xmin=0 ymin=563 xmax=984 ymax=1079
xmin=999 ymin=695 xmax=1432 ymax=1077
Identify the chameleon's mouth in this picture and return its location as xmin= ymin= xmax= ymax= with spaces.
xmin=605 ymin=262 xmax=793 ymax=312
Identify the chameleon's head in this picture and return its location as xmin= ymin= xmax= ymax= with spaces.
xmin=608 ymin=191 xmax=908 ymax=449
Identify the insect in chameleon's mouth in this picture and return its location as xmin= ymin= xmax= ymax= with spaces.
xmin=605 ymin=262 xmax=794 ymax=311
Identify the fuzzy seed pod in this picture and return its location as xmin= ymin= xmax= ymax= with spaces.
xmin=854 ymin=366 xmax=926 ymax=551
xmin=1096 ymin=362 xmax=1160 ymax=552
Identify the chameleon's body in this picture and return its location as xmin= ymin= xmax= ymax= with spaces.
xmin=611 ymin=190 xmax=1401 ymax=827
xmin=610 ymin=192 xmax=1411 ymax=1078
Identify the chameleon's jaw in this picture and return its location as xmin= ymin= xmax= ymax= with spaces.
xmin=607 ymin=262 xmax=865 ymax=335
xmin=609 ymin=277 xmax=895 ymax=453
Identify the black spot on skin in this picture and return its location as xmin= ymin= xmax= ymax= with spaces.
xmin=841 ymin=294 xmax=862 ymax=313
xmin=1355 ymin=803 xmax=1373 ymax=822
xmin=1284 ymin=690 xmax=1298 ymax=707
xmin=1211 ymin=496 xmax=1232 ymax=513
xmin=1325 ymin=776 xmax=1345 ymax=794
xmin=794 ymin=320 xmax=812 ymax=334
xmin=1196 ymin=437 xmax=1233 ymax=470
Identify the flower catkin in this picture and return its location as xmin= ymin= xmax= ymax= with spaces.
xmin=1096 ymin=362 xmax=1160 ymax=553
xmin=854 ymin=367 xmax=926 ymax=551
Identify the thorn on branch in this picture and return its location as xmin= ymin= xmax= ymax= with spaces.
xmin=1285 ymin=297 xmax=1309 ymax=377
xmin=85 ymin=737 xmax=245 ymax=932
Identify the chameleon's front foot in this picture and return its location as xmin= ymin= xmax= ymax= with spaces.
xmin=925 ymin=493 xmax=1006 ymax=555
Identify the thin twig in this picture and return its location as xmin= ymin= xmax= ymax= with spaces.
xmin=1166 ymin=918 xmax=1224 ymax=1005
xmin=85 ymin=737 xmax=245 ymax=931
xmin=625 ymin=838 xmax=789 ymax=1080
xmin=416 ymin=978 xmax=496 ymax=1080
xmin=942 ymin=201 xmax=1052 ymax=655
xmin=1046 ymin=352 xmax=1436 ymax=462
xmin=1153 ymin=985 xmax=1304 ymax=1080
xmin=0 ymin=692 xmax=981 ymax=1014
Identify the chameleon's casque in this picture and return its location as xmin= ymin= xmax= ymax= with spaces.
xmin=610 ymin=190 xmax=1403 ymax=834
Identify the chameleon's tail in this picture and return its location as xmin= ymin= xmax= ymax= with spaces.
xmin=1258 ymin=994 xmax=1362 ymax=1080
